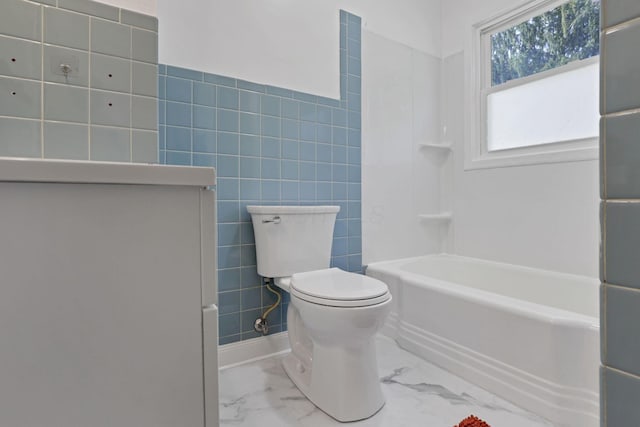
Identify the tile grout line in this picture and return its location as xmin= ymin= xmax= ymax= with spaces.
xmin=606 ymin=364 xmax=640 ymax=381
xmin=602 ymin=364 xmax=607 ymax=427
xmin=604 ymin=199 xmax=640 ymax=203
xmin=604 ymin=14 xmax=640 ymax=35
xmin=87 ymin=14 xmax=92 ymax=159
xmin=129 ymin=23 xmax=133 ymax=161
xmin=602 ymin=283 xmax=607 ymax=379
xmin=40 ymin=4 xmax=45 ymax=157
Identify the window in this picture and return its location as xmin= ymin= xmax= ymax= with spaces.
xmin=466 ymin=0 xmax=600 ymax=169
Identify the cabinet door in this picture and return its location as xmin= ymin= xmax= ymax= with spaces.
xmin=203 ymin=305 xmax=219 ymax=427
xmin=0 ymin=182 xmax=205 ymax=427
xmin=200 ymin=188 xmax=217 ymax=306
xmin=200 ymin=189 xmax=219 ymax=427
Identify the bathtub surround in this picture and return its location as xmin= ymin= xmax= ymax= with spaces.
xmin=218 ymin=335 xmax=552 ymax=427
xmin=440 ymin=0 xmax=599 ymax=278
xmin=361 ymin=32 xmax=446 ymax=263
xmin=160 ymin=11 xmax=362 ymax=345
xmin=600 ymin=1 xmax=640 ymax=425
xmin=0 ymin=0 xmax=158 ymax=162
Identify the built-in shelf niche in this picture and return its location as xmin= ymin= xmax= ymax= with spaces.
xmin=418 ymin=212 xmax=452 ymax=223
xmin=417 ymin=142 xmax=452 ymax=153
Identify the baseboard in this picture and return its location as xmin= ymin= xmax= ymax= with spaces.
xmin=218 ymin=332 xmax=290 ymax=370
xmin=395 ymin=321 xmax=598 ymax=427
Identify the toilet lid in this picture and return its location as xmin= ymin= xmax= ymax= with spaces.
xmin=291 ymin=268 xmax=389 ymax=304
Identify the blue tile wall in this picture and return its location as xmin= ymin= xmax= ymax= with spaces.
xmin=601 ymin=2 xmax=640 ymax=425
xmin=159 ymin=11 xmax=362 ymax=345
xmin=0 ymin=0 xmax=158 ymax=162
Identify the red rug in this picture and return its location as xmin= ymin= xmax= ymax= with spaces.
xmin=454 ymin=415 xmax=491 ymax=427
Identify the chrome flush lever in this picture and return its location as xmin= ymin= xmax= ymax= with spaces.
xmin=262 ymin=216 xmax=281 ymax=224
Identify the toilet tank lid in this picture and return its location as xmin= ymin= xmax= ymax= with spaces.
xmin=291 ymin=268 xmax=389 ymax=301
xmin=247 ymin=205 xmax=339 ymax=215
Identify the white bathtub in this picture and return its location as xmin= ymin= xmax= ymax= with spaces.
xmin=366 ymin=254 xmax=599 ymax=427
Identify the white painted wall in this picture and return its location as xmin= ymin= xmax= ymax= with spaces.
xmin=157 ymin=0 xmax=441 ymax=99
xmin=97 ymin=0 xmax=156 ymax=16
xmin=442 ymin=0 xmax=600 ymax=277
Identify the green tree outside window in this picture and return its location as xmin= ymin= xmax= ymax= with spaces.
xmin=491 ymin=0 xmax=600 ymax=86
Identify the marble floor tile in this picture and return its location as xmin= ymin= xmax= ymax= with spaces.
xmin=219 ymin=335 xmax=553 ymax=426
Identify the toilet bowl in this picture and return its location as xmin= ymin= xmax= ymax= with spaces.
xmin=279 ymin=268 xmax=392 ymax=422
xmin=247 ymin=205 xmax=392 ymax=422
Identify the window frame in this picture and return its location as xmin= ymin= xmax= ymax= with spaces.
xmin=465 ymin=0 xmax=600 ymax=170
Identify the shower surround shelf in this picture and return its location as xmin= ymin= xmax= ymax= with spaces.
xmin=418 ymin=213 xmax=452 ymax=223
xmin=418 ymin=143 xmax=453 ymax=153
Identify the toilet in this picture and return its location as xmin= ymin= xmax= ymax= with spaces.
xmin=247 ymin=205 xmax=392 ymax=422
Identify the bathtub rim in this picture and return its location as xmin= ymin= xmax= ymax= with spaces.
xmin=366 ymin=253 xmax=599 ymax=329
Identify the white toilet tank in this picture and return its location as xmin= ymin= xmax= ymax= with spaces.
xmin=247 ymin=205 xmax=340 ymax=278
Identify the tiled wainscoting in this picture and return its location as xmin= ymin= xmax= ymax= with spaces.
xmin=0 ymin=0 xmax=158 ymax=162
xmin=600 ymin=1 xmax=640 ymax=424
xmin=160 ymin=11 xmax=363 ymax=345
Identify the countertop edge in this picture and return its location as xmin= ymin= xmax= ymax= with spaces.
xmin=0 ymin=157 xmax=216 ymax=187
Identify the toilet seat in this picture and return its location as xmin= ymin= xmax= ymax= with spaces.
xmin=291 ymin=288 xmax=390 ymax=307
xmin=291 ymin=268 xmax=391 ymax=308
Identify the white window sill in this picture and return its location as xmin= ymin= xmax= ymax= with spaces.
xmin=463 ymin=137 xmax=599 ymax=170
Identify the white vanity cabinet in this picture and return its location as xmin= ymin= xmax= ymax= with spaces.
xmin=0 ymin=158 xmax=219 ymax=427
